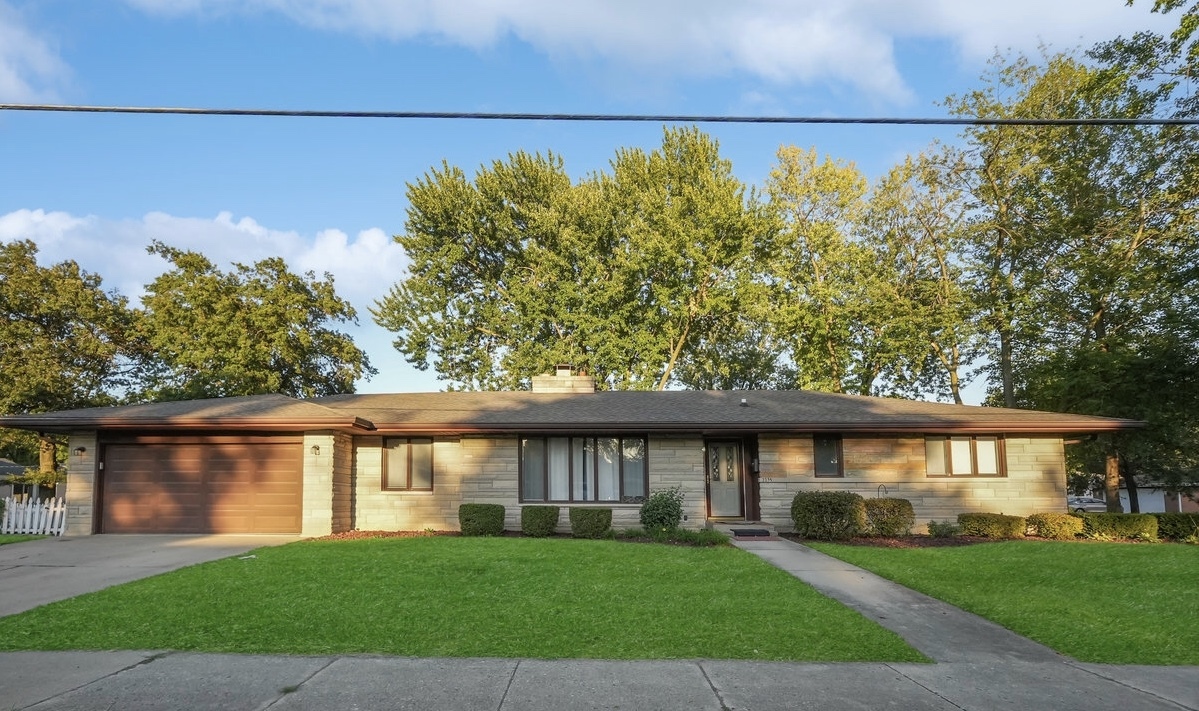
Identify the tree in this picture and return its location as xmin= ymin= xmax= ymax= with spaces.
xmin=135 ymin=242 xmax=374 ymax=399
xmin=952 ymin=49 xmax=1199 ymax=508
xmin=858 ymin=148 xmax=980 ymax=403
xmin=0 ymin=240 xmax=132 ymax=474
xmin=374 ymin=127 xmax=770 ymax=391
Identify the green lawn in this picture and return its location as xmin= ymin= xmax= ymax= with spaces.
xmin=0 ymin=537 xmax=925 ymax=661
xmin=0 ymin=534 xmax=43 ymax=546
xmin=810 ymin=540 xmax=1199 ymax=665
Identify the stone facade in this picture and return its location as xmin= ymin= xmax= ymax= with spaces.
xmin=758 ymin=434 xmax=1067 ymax=532
xmin=64 ymin=432 xmax=99 ymax=535
xmin=348 ymin=434 xmax=711 ymax=532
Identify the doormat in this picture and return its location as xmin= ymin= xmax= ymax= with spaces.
xmin=730 ymin=528 xmax=771 ymax=537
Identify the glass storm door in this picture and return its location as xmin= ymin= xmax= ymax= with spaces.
xmin=707 ymin=441 xmax=744 ymax=518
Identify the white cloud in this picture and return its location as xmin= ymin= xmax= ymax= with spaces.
xmin=0 ymin=208 xmax=428 ymax=391
xmin=123 ymin=0 xmax=1178 ymax=103
xmin=0 ymin=2 xmax=68 ymax=102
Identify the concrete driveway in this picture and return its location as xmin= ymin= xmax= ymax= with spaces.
xmin=0 ymin=534 xmax=300 ymax=617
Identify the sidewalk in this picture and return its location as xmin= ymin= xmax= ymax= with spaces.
xmin=0 ymin=537 xmax=1196 ymax=710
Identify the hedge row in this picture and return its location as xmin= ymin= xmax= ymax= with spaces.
xmin=1026 ymin=512 xmax=1084 ymax=540
xmin=957 ymin=512 xmax=1026 ymax=539
xmin=1080 ymin=512 xmax=1158 ymax=541
xmin=457 ymin=504 xmax=615 ymax=538
xmin=1153 ymin=513 xmax=1199 ymax=541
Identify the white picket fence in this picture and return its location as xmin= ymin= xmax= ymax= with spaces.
xmin=1 ymin=496 xmax=67 ymax=535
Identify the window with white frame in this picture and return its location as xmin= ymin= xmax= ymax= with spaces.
xmin=925 ymin=436 xmax=1004 ymax=477
xmin=520 ymin=435 xmax=648 ymax=503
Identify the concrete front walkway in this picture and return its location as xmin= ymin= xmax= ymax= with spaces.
xmin=0 ymin=534 xmax=300 ymax=617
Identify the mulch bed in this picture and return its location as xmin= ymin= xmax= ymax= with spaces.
xmin=780 ymin=533 xmax=991 ymax=548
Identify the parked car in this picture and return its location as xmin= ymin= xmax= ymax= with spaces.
xmin=1067 ymin=496 xmax=1110 ymax=513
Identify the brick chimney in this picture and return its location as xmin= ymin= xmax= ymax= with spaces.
xmin=531 ymin=364 xmax=596 ymax=393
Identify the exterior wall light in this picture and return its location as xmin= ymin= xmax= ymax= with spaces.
xmin=72 ymin=446 xmax=87 ymax=457
xmin=310 ymin=445 xmax=321 ymax=456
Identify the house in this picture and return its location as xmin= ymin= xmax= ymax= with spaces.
xmin=1116 ymin=487 xmax=1199 ymax=514
xmin=0 ymin=368 xmax=1141 ymax=536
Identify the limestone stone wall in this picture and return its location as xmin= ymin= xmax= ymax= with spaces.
xmin=64 ymin=431 xmax=99 ymax=535
xmin=348 ymin=434 xmax=710 ymax=532
xmin=757 ymin=434 xmax=1067 ymax=532
xmin=301 ymin=431 xmax=337 ymax=537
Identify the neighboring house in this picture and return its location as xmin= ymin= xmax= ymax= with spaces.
xmin=1116 ymin=487 xmax=1199 ymax=514
xmin=0 ymin=457 xmax=28 ymax=500
xmin=0 ymin=368 xmax=1140 ymax=536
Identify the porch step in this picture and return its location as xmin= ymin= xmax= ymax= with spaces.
xmin=707 ymin=521 xmax=779 ymax=539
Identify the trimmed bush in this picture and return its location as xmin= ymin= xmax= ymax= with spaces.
xmin=1153 ymin=513 xmax=1199 ymax=542
xmin=1027 ymin=512 xmax=1084 ymax=540
xmin=790 ymin=491 xmax=867 ymax=541
xmin=458 ymin=503 xmax=505 ymax=536
xmin=520 ymin=506 xmax=560 ymax=537
xmin=926 ymin=520 xmax=960 ymax=538
xmin=639 ymin=486 xmax=685 ymax=532
xmin=569 ymin=507 xmax=612 ymax=539
xmin=864 ymin=498 xmax=915 ymax=537
xmin=957 ymin=512 xmax=1026 ymax=539
xmin=1081 ymin=513 xmax=1159 ymax=541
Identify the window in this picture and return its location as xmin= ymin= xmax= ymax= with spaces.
xmin=814 ymin=435 xmax=843 ymax=477
xmin=383 ymin=438 xmax=434 ymax=491
xmin=520 ymin=435 xmax=648 ymax=503
xmin=925 ymin=436 xmax=1004 ymax=477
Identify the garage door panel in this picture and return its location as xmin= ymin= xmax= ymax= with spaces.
xmin=101 ymin=440 xmax=303 ymax=534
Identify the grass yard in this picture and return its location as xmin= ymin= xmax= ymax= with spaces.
xmin=0 ymin=536 xmax=925 ymax=662
xmin=810 ymin=540 xmax=1199 ymax=665
xmin=0 ymin=535 xmax=43 ymax=546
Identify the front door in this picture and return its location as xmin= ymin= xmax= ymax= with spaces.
xmin=707 ymin=440 xmax=744 ymax=518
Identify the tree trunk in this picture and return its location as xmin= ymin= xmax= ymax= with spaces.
xmin=1121 ymin=460 xmax=1140 ymax=514
xmin=1104 ymin=451 xmax=1122 ymax=512
xmin=1000 ymin=329 xmax=1015 ymax=408
xmin=38 ymin=435 xmax=57 ymax=475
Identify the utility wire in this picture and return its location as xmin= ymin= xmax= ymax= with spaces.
xmin=1 ymin=103 xmax=1197 ymax=126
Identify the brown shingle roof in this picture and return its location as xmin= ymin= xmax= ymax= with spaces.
xmin=310 ymin=390 xmax=1139 ymax=435
xmin=0 ymin=390 xmax=1140 ymax=435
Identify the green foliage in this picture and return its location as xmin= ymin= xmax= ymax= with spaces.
xmin=520 ymin=506 xmax=560 ymax=537
xmin=615 ymin=528 xmax=730 ymax=547
xmin=136 ymin=241 xmax=374 ymax=400
xmin=957 ymin=513 xmax=1026 ymax=539
xmin=639 ymin=486 xmax=685 ymax=531
xmin=1152 ymin=513 xmax=1199 ymax=541
xmin=790 ymin=491 xmax=866 ymax=541
xmin=372 ymin=127 xmax=774 ymax=391
xmin=1080 ymin=513 xmax=1160 ymax=541
xmin=926 ymin=520 xmax=961 ymax=538
xmin=863 ymin=498 xmax=915 ymax=536
xmin=457 ymin=504 xmax=505 ymax=536
xmin=568 ymin=508 xmax=612 ymax=539
xmin=1027 ymin=513 xmax=1084 ymax=540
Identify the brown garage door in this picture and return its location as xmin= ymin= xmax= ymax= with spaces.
xmin=100 ymin=436 xmax=303 ymax=533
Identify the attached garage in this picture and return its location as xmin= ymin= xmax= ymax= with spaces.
xmin=99 ymin=435 xmax=304 ymax=534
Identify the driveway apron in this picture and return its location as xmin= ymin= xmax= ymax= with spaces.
xmin=0 ymin=534 xmax=299 ymax=617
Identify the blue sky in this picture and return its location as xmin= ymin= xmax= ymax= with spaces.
xmin=0 ymin=0 xmax=1178 ymax=399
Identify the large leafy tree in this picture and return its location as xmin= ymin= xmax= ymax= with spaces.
xmin=374 ymin=127 xmax=769 ymax=391
xmin=0 ymin=240 xmax=133 ymax=474
xmin=136 ymin=242 xmax=374 ymax=400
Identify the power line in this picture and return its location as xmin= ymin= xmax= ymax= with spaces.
xmin=1 ymin=103 xmax=1197 ymax=126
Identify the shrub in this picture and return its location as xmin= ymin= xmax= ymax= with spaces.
xmin=863 ymin=498 xmax=915 ymax=537
xmin=615 ymin=527 xmax=730 ymax=546
xmin=1153 ymin=513 xmax=1199 ymax=542
xmin=1081 ymin=513 xmax=1159 ymax=541
xmin=1027 ymin=512 xmax=1084 ymax=540
xmin=957 ymin=512 xmax=1026 ymax=539
xmin=458 ymin=503 xmax=505 ymax=536
xmin=569 ymin=507 xmax=612 ymax=539
xmin=639 ymin=486 xmax=685 ymax=532
xmin=926 ymin=520 xmax=960 ymax=538
xmin=520 ymin=506 xmax=560 ymax=537
xmin=790 ymin=491 xmax=866 ymax=541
